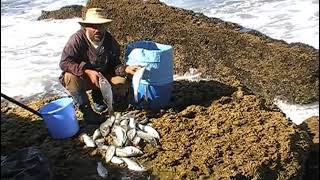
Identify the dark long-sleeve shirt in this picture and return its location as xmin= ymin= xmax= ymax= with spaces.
xmin=59 ymin=29 xmax=126 ymax=85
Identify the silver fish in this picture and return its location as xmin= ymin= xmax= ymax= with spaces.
xmin=138 ymin=124 xmax=160 ymax=139
xmin=132 ymin=67 xmax=146 ymax=103
xmin=92 ymin=129 xmax=102 ymax=141
xmin=124 ymin=137 xmax=132 ymax=146
xmin=115 ymin=146 xmax=143 ymax=157
xmin=97 ymin=161 xmax=108 ymax=178
xmin=120 ymin=119 xmax=129 ymax=127
xmin=101 ymin=115 xmax=116 ymax=128
xmin=127 ymin=128 xmax=136 ymax=141
xmin=80 ymin=133 xmax=96 ymax=148
xmin=129 ymin=117 xmax=137 ymax=129
xmin=115 ymin=112 xmax=121 ymax=119
xmin=99 ymin=125 xmax=110 ymax=137
xmin=94 ymin=138 xmax=106 ymax=148
xmin=110 ymin=156 xmax=124 ymax=164
xmin=121 ymin=111 xmax=136 ymax=119
xmin=136 ymin=130 xmax=158 ymax=147
xmin=121 ymin=157 xmax=146 ymax=172
xmin=105 ymin=145 xmax=116 ymax=163
xmin=139 ymin=118 xmax=149 ymax=125
xmin=120 ymin=124 xmax=129 ymax=132
xmin=132 ymin=136 xmax=141 ymax=146
xmin=100 ymin=116 xmax=116 ymax=137
xmin=111 ymin=126 xmax=127 ymax=147
xmin=98 ymin=73 xmax=114 ymax=115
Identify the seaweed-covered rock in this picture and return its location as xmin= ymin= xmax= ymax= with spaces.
xmin=140 ymin=94 xmax=311 ymax=179
xmin=1 ymin=80 xmax=313 ymax=179
xmin=90 ymin=1 xmax=320 ymax=104
xmin=37 ymin=5 xmax=83 ymax=20
xmin=299 ymin=116 xmax=319 ymax=180
xmin=37 ymin=1 xmax=319 ymax=105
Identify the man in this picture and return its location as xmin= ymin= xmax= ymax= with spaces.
xmin=59 ymin=8 xmax=140 ymax=124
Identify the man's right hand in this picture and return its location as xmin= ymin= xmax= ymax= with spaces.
xmin=84 ymin=69 xmax=100 ymax=88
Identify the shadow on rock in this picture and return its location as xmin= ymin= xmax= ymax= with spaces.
xmin=299 ymin=116 xmax=319 ymax=180
xmin=169 ymin=80 xmax=237 ymax=111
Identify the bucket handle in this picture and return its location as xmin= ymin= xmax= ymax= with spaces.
xmin=1 ymin=93 xmax=43 ymax=118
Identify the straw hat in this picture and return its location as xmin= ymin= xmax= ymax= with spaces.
xmin=79 ymin=8 xmax=112 ymax=25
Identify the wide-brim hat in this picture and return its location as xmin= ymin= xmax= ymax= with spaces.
xmin=79 ymin=8 xmax=112 ymax=25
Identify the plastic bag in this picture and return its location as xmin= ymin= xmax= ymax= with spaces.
xmin=1 ymin=147 xmax=54 ymax=180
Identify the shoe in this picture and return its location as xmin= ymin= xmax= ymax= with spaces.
xmin=91 ymin=89 xmax=107 ymax=113
xmin=79 ymin=104 xmax=103 ymax=125
xmin=92 ymin=102 xmax=107 ymax=113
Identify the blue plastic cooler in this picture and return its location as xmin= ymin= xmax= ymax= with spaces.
xmin=125 ymin=41 xmax=173 ymax=109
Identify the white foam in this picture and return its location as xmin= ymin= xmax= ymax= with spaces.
xmin=1 ymin=17 xmax=81 ymax=98
xmin=162 ymin=0 xmax=319 ymax=49
xmin=173 ymin=68 xmax=209 ymax=81
xmin=274 ymin=98 xmax=319 ymax=125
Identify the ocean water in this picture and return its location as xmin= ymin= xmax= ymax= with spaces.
xmin=1 ymin=0 xmax=319 ymax=124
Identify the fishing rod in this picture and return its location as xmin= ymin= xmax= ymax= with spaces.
xmin=1 ymin=93 xmax=43 ymax=118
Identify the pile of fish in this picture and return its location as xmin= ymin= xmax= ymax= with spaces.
xmin=79 ymin=111 xmax=160 ymax=173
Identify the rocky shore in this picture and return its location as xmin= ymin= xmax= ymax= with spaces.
xmin=1 ymin=0 xmax=319 ymax=179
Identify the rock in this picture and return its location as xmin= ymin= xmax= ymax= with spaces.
xmin=1 ymin=84 xmax=313 ymax=179
xmin=86 ymin=0 xmax=317 ymax=105
xmin=298 ymin=116 xmax=319 ymax=180
xmin=38 ymin=1 xmax=318 ymax=105
xmin=299 ymin=116 xmax=319 ymax=146
xmin=149 ymin=93 xmax=311 ymax=179
xmin=37 ymin=5 xmax=84 ymax=20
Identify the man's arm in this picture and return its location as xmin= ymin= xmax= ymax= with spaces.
xmin=59 ymin=32 xmax=92 ymax=77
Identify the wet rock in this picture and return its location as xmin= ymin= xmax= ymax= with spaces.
xmin=38 ymin=0 xmax=318 ymax=105
xmin=37 ymin=5 xmax=83 ymax=20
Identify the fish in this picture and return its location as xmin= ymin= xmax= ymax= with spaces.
xmin=99 ymin=116 xmax=116 ymax=137
xmin=129 ymin=117 xmax=137 ymax=129
xmin=115 ymin=146 xmax=143 ymax=157
xmin=127 ymin=128 xmax=136 ymax=141
xmin=110 ymin=156 xmax=124 ymax=164
xmin=121 ymin=111 xmax=136 ymax=119
xmin=121 ymin=157 xmax=146 ymax=172
xmin=98 ymin=73 xmax=114 ymax=115
xmin=139 ymin=118 xmax=149 ymax=125
xmin=80 ymin=133 xmax=96 ymax=148
xmin=92 ymin=129 xmax=102 ymax=141
xmin=104 ymin=145 xmax=116 ymax=163
xmin=138 ymin=124 xmax=160 ymax=139
xmin=115 ymin=112 xmax=121 ymax=119
xmin=97 ymin=161 xmax=108 ymax=178
xmin=99 ymin=125 xmax=110 ymax=137
xmin=111 ymin=126 xmax=127 ymax=147
xmin=94 ymin=138 xmax=106 ymax=148
xmin=120 ymin=119 xmax=129 ymax=127
xmin=136 ymin=130 xmax=158 ymax=147
xmin=132 ymin=136 xmax=141 ymax=146
xmin=101 ymin=115 xmax=116 ymax=128
xmin=124 ymin=138 xmax=132 ymax=146
xmin=132 ymin=67 xmax=146 ymax=103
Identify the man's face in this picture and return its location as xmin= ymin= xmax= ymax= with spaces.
xmin=84 ymin=24 xmax=106 ymax=43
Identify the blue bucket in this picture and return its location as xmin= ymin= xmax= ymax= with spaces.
xmin=38 ymin=97 xmax=79 ymax=139
xmin=125 ymin=41 xmax=173 ymax=109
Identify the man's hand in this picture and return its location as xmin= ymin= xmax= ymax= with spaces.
xmin=84 ymin=69 xmax=100 ymax=88
xmin=125 ymin=65 xmax=143 ymax=75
